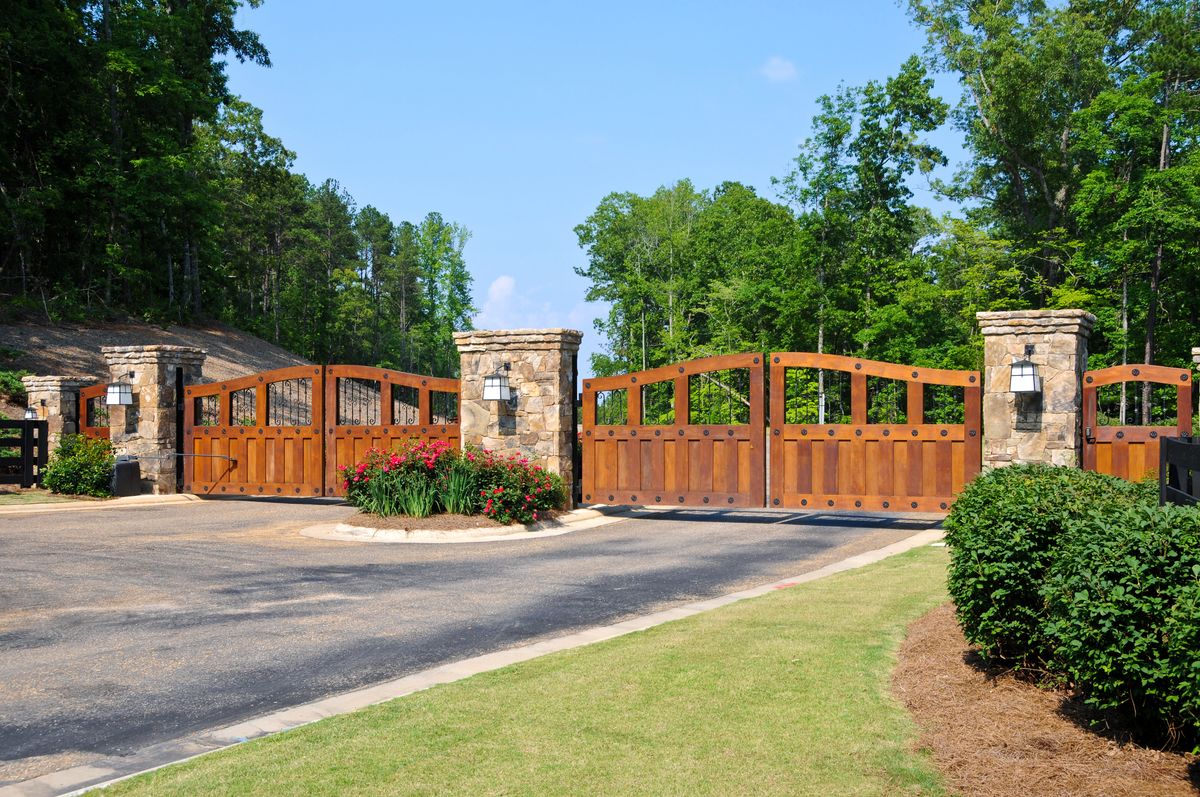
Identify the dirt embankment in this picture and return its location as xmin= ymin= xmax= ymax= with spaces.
xmin=0 ymin=320 xmax=311 ymax=418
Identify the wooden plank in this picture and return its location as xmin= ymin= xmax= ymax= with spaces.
xmin=794 ymin=439 xmax=812 ymax=495
xmin=1082 ymin=386 xmax=1098 ymax=471
xmin=690 ymin=439 xmax=713 ymax=493
xmin=851 ymin=373 xmax=867 ymax=425
xmin=712 ymin=439 xmax=733 ymax=493
xmin=823 ymin=439 xmax=839 ymax=496
xmin=737 ymin=439 xmax=751 ymax=494
xmin=643 ymin=438 xmax=662 ymax=491
xmin=1111 ymin=441 xmax=1129 ymax=481
xmin=922 ymin=441 xmax=938 ymax=498
xmin=1128 ymin=442 xmax=1148 ymax=482
xmin=877 ymin=438 xmax=894 ymax=497
xmin=964 ymin=385 xmax=981 ymax=480
xmin=935 ymin=439 xmax=953 ymax=496
xmin=907 ymin=440 xmax=924 ymax=497
xmin=906 ymin=382 xmax=924 ymax=425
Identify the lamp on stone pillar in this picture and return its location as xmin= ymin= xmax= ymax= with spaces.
xmin=106 ymin=372 xmax=135 ymax=406
xmin=1010 ymin=345 xmax=1042 ymax=394
xmin=23 ymin=406 xmax=38 ymax=421
xmin=483 ymin=363 xmax=512 ymax=403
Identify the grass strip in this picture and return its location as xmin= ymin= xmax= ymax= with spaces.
xmin=103 ymin=545 xmax=950 ymax=797
xmin=0 ymin=490 xmax=74 ymax=505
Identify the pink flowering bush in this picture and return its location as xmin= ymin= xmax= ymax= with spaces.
xmin=340 ymin=440 xmax=564 ymax=524
xmin=469 ymin=447 xmax=566 ymax=525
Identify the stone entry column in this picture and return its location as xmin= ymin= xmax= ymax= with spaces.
xmin=977 ymin=310 xmax=1095 ymax=468
xmin=453 ymin=329 xmax=583 ymax=501
xmin=102 ymin=345 xmax=206 ymax=494
xmin=20 ymin=376 xmax=92 ymax=450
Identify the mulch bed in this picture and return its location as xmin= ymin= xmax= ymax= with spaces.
xmin=346 ymin=509 xmax=568 ymax=532
xmin=893 ymin=602 xmax=1198 ymax=797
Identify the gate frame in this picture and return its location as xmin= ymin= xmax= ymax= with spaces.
xmin=580 ymin=353 xmax=766 ymax=507
xmin=1082 ymin=364 xmax=1193 ymax=481
xmin=78 ymin=382 xmax=110 ymax=440
xmin=768 ymin=353 xmax=981 ymax=512
xmin=0 ymin=419 xmax=49 ymax=488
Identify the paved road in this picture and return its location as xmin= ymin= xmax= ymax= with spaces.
xmin=0 ymin=499 xmax=938 ymax=784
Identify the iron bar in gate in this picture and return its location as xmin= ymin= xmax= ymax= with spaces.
xmin=1160 ymin=435 xmax=1200 ymax=507
xmin=0 ymin=419 xmax=49 ymax=488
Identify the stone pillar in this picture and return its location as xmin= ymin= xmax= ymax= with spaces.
xmin=101 ymin=345 xmax=206 ymax=494
xmin=977 ymin=310 xmax=1095 ymax=468
xmin=453 ymin=329 xmax=583 ymax=500
xmin=1193 ymin=347 xmax=1199 ymax=370
xmin=20 ymin=376 xmax=93 ymax=449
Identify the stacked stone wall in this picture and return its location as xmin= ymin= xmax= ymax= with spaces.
xmin=453 ymin=329 xmax=582 ymax=499
xmin=977 ymin=310 xmax=1094 ymax=468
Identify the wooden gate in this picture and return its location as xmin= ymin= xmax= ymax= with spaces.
xmin=324 ymin=365 xmax=460 ymax=496
xmin=182 ymin=365 xmax=460 ymax=497
xmin=184 ymin=365 xmax=327 ymax=496
xmin=1082 ymin=365 xmax=1193 ymax=482
xmin=78 ymin=382 xmax=110 ymax=440
xmin=769 ymin=354 xmax=981 ymax=512
xmin=0 ymin=419 xmax=48 ymax=488
xmin=580 ymin=353 xmax=766 ymax=507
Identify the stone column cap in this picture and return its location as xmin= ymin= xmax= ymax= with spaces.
xmin=101 ymin=344 xmax=207 ymax=365
xmin=21 ymin=375 xmax=95 ymax=389
xmin=453 ymin=329 xmax=583 ymax=353
xmin=976 ymin=309 xmax=1095 ymax=337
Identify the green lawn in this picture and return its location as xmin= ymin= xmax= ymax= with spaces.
xmin=104 ymin=545 xmax=950 ymax=797
xmin=0 ymin=489 xmax=74 ymax=505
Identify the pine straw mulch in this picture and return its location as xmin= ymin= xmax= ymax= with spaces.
xmin=893 ymin=602 xmax=1199 ymax=797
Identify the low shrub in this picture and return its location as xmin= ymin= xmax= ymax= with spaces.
xmin=340 ymin=440 xmax=565 ymax=524
xmin=43 ymin=434 xmax=115 ymax=497
xmin=470 ymin=448 xmax=565 ymax=525
xmin=944 ymin=463 xmax=1149 ymax=664
xmin=1042 ymin=502 xmax=1200 ymax=745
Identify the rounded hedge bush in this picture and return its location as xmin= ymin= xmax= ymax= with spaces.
xmin=943 ymin=463 xmax=1150 ymax=664
xmin=43 ymin=434 xmax=115 ymax=497
xmin=1043 ymin=502 xmax=1200 ymax=745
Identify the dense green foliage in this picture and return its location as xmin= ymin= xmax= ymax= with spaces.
xmin=342 ymin=441 xmax=564 ymax=525
xmin=944 ymin=464 xmax=1151 ymax=661
xmin=43 ymin=434 xmax=115 ymax=497
xmin=578 ymin=2 xmax=1200 ymax=382
xmin=1 ymin=3 xmax=473 ymax=374
xmin=945 ymin=464 xmax=1200 ymax=748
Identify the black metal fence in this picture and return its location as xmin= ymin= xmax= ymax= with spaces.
xmin=1159 ymin=435 xmax=1200 ymax=507
xmin=0 ymin=419 xmax=49 ymax=488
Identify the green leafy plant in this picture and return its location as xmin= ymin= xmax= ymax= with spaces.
xmin=43 ymin=434 xmax=115 ymax=497
xmin=1042 ymin=503 xmax=1200 ymax=746
xmin=943 ymin=463 xmax=1149 ymax=665
xmin=441 ymin=458 xmax=479 ymax=515
xmin=471 ymin=447 xmax=565 ymax=525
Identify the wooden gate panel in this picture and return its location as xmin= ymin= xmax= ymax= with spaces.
xmin=1082 ymin=365 xmax=1193 ymax=482
xmin=323 ymin=365 xmax=460 ymax=497
xmin=581 ymin=353 xmax=766 ymax=507
xmin=78 ymin=382 xmax=110 ymax=440
xmin=769 ymin=354 xmax=981 ymax=513
xmin=183 ymin=365 xmax=326 ymax=497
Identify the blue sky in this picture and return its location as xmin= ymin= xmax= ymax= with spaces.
xmin=224 ymin=1 xmax=966 ymax=376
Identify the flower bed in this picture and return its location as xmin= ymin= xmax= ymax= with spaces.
xmin=340 ymin=440 xmax=565 ymax=525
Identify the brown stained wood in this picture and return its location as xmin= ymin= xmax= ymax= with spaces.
xmin=811 ymin=440 xmax=826 ymax=495
xmin=907 ymin=382 xmax=924 ymax=425
xmin=1082 ymin=365 xmax=1191 ymax=483
xmin=78 ymin=382 xmax=111 ymax=441
xmin=951 ymin=442 xmax=965 ymax=495
xmin=836 ymin=440 xmax=853 ymax=497
xmin=892 ymin=441 xmax=909 ymax=497
xmin=582 ymin=353 xmax=766 ymax=507
xmin=617 ymin=440 xmax=636 ymax=491
xmin=878 ymin=439 xmax=894 ymax=496
xmin=849 ymin=437 xmax=866 ymax=496
xmin=851 ymin=372 xmax=867 ymax=425
xmin=769 ymin=352 xmax=979 ymax=387
xmin=824 ymin=439 xmax=840 ymax=497
xmin=907 ymin=440 xmax=925 ymax=497
xmin=922 ymin=440 xmax=939 ymax=498
xmin=794 ymin=440 xmax=812 ymax=495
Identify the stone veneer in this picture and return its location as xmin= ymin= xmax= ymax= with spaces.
xmin=102 ymin=345 xmax=206 ymax=494
xmin=978 ymin=310 xmax=1095 ymax=468
xmin=453 ymin=329 xmax=582 ymax=501
xmin=20 ymin=375 xmax=92 ymax=449
xmin=1193 ymin=347 xmax=1200 ymax=370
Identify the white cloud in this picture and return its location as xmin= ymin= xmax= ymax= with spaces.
xmin=760 ymin=56 xmax=797 ymax=83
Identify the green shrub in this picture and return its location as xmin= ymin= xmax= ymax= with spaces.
xmin=0 ymin=368 xmax=31 ymax=403
xmin=1042 ymin=503 xmax=1200 ymax=745
xmin=470 ymin=448 xmax=565 ymax=525
xmin=43 ymin=434 xmax=115 ymax=497
xmin=944 ymin=464 xmax=1149 ymax=664
xmin=342 ymin=440 xmax=455 ymax=518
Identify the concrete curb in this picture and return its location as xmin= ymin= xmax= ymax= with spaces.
xmin=298 ymin=506 xmax=630 ymax=544
xmin=0 ymin=494 xmax=202 ymax=516
xmin=0 ymin=526 xmax=945 ymax=797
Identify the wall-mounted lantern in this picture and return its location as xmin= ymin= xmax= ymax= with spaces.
xmin=1010 ymin=345 xmax=1042 ymax=394
xmin=106 ymin=372 xmax=135 ymax=406
xmin=483 ymin=363 xmax=512 ymax=403
xmin=23 ymin=406 xmax=38 ymax=421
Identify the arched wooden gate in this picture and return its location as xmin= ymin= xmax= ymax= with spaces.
xmin=1082 ymin=364 xmax=1194 ymax=482
xmin=182 ymin=365 xmax=459 ymax=497
xmin=580 ymin=352 xmax=982 ymax=513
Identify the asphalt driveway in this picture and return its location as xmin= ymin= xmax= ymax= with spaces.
xmin=0 ymin=498 xmax=938 ymax=785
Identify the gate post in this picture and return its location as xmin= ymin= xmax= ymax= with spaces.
xmin=102 ymin=345 xmax=206 ymax=494
xmin=20 ymin=376 xmax=91 ymax=450
xmin=977 ymin=310 xmax=1094 ymax=469
xmin=453 ymin=329 xmax=583 ymax=504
